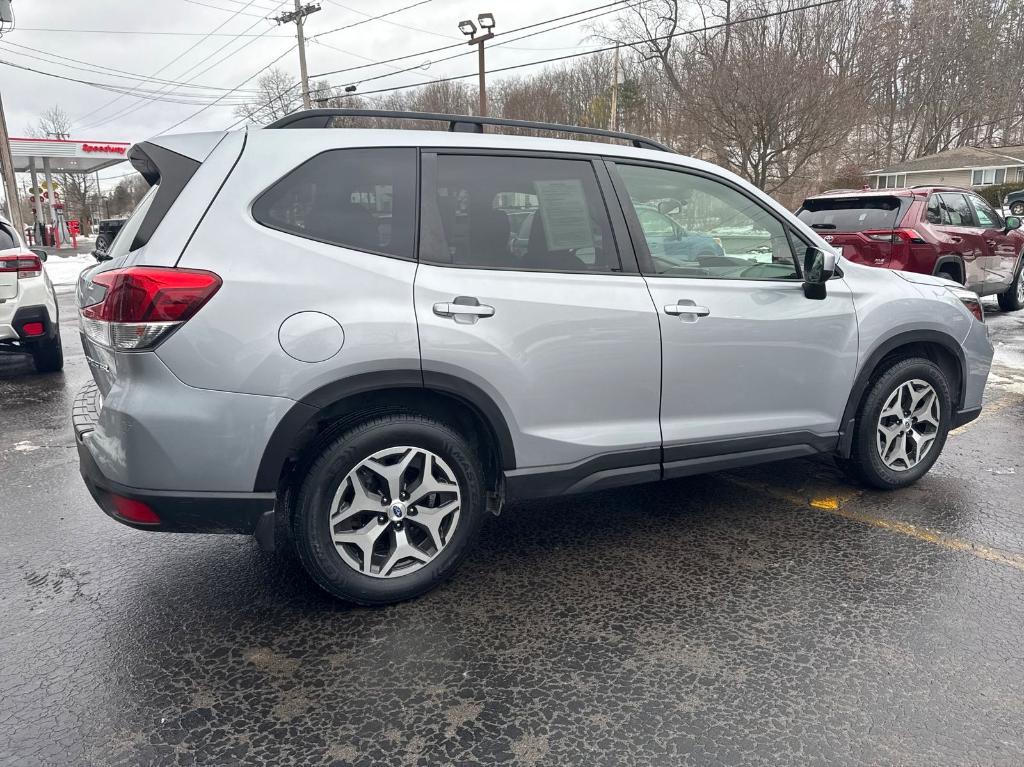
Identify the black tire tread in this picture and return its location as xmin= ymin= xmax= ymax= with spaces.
xmin=291 ymin=411 xmax=483 ymax=606
xmin=997 ymin=257 xmax=1024 ymax=312
xmin=839 ymin=356 xmax=951 ymax=490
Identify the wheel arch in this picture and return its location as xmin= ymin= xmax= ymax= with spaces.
xmin=932 ymin=255 xmax=965 ymax=284
xmin=838 ymin=330 xmax=966 ymax=457
xmin=254 ymin=370 xmax=517 ymax=494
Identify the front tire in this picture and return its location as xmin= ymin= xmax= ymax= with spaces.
xmin=31 ymin=331 xmax=63 ymax=373
xmin=839 ymin=357 xmax=952 ymax=490
xmin=997 ymin=258 xmax=1024 ymax=311
xmin=291 ymin=413 xmax=486 ymax=605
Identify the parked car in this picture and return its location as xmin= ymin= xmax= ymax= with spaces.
xmin=797 ymin=187 xmax=1024 ymax=311
xmin=75 ymin=111 xmax=992 ymax=605
xmin=0 ymin=213 xmax=63 ymax=372
xmin=1004 ymin=189 xmax=1024 ymax=217
xmin=95 ymin=218 xmax=127 ymax=253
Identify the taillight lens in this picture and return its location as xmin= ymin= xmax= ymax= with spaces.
xmin=80 ymin=267 xmax=221 ymax=350
xmin=947 ymin=286 xmax=984 ymax=323
xmin=0 ymin=254 xmax=42 ymax=279
xmin=864 ymin=229 xmax=926 ymax=244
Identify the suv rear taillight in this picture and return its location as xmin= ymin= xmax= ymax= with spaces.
xmin=863 ymin=228 xmax=926 ymax=244
xmin=80 ymin=266 xmax=221 ymax=350
xmin=0 ymin=254 xmax=42 ymax=279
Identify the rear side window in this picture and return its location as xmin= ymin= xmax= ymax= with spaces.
xmin=797 ymin=196 xmax=908 ymax=232
xmin=420 ymin=154 xmax=619 ymax=273
xmin=0 ymin=223 xmax=17 ymax=251
xmin=253 ymin=148 xmax=416 ymax=259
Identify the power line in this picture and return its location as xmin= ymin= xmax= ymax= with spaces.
xmin=158 ymin=44 xmax=298 ymax=134
xmin=181 ymin=0 xmax=273 ymax=16
xmin=308 ymin=0 xmax=432 ymax=40
xmin=319 ymin=0 xmax=848 ymax=100
xmin=0 ymin=40 xmax=260 ymax=93
xmin=79 ymin=1 xmax=291 ymax=130
xmin=15 ymin=26 xmax=291 ymax=37
xmin=308 ymin=0 xmax=630 ymax=80
xmin=72 ymin=0 xmax=274 ymax=128
xmin=235 ymin=0 xmax=636 ymax=126
xmin=315 ymin=1 xmax=642 ymax=93
xmin=0 ymin=59 xmax=255 ymax=105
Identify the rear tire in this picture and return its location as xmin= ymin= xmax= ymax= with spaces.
xmin=839 ymin=357 xmax=952 ymax=490
xmin=1010 ymin=201 xmax=1024 ymax=216
xmin=997 ymin=258 xmax=1024 ymax=311
xmin=31 ymin=331 xmax=63 ymax=373
xmin=937 ymin=266 xmax=962 ymax=285
xmin=291 ymin=412 xmax=485 ymax=605
xmin=95 ymin=234 xmax=109 ymax=252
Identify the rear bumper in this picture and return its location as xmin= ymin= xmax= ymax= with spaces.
xmin=75 ymin=382 xmax=275 ymax=534
xmin=0 ymin=304 xmax=57 ymax=344
xmin=77 ymin=433 xmax=275 ymax=533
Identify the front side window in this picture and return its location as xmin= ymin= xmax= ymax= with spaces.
xmin=968 ymin=195 xmax=1001 ymax=228
xmin=253 ymin=148 xmax=416 ymax=259
xmin=421 ymin=154 xmax=618 ymax=272
xmin=938 ymin=193 xmax=974 ymax=226
xmin=615 ymin=163 xmax=799 ymax=280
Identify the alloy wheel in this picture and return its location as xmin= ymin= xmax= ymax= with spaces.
xmin=327 ymin=446 xmax=461 ymax=578
xmin=876 ymin=379 xmax=941 ymax=471
xmin=1016 ymin=269 xmax=1024 ymax=304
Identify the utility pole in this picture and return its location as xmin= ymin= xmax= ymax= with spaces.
xmin=272 ymin=1 xmax=321 ymax=110
xmin=458 ymin=13 xmax=495 ymax=117
xmin=0 ymin=89 xmax=24 ymax=235
xmin=609 ymin=45 xmax=620 ymax=133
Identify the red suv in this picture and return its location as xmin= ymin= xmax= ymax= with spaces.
xmin=797 ymin=186 xmax=1024 ymax=311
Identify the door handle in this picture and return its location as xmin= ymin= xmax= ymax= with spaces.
xmin=948 ymin=236 xmax=962 ymax=244
xmin=664 ymin=301 xmax=711 ymax=318
xmin=433 ymin=298 xmax=495 ymax=322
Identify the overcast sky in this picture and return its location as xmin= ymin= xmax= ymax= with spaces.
xmin=0 ymin=0 xmax=619 ymax=187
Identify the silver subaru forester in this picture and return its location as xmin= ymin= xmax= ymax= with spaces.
xmin=74 ymin=110 xmax=995 ymax=604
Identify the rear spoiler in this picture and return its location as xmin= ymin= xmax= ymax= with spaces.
xmin=126 ymin=142 xmax=201 ymax=251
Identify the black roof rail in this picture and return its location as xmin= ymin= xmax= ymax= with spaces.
xmin=262 ymin=108 xmax=673 ymax=152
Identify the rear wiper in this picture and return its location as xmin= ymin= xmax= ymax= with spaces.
xmin=809 ymin=223 xmax=837 ymax=229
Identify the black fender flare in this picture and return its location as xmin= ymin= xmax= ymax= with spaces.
xmin=253 ymin=369 xmax=517 ymax=492
xmin=837 ymin=329 xmax=967 ymax=456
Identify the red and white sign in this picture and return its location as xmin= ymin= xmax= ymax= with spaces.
xmin=82 ymin=143 xmax=127 ymax=155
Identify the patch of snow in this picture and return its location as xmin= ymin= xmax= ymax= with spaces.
xmin=44 ymin=253 xmax=96 ymax=294
xmin=13 ymin=441 xmax=41 ymax=452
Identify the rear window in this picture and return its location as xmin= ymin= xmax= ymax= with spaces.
xmin=0 ymin=222 xmax=17 ymax=251
xmin=107 ymin=186 xmax=159 ymax=261
xmin=797 ymin=196 xmax=908 ymax=232
xmin=252 ymin=148 xmax=416 ymax=260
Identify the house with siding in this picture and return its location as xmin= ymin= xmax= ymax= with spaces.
xmin=867 ymin=145 xmax=1024 ymax=190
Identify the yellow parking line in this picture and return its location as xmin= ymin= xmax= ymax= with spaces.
xmin=721 ymin=475 xmax=1024 ymax=573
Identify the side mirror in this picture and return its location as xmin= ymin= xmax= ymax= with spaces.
xmin=29 ymin=248 xmax=47 ymax=262
xmin=1004 ymin=216 xmax=1021 ymax=233
xmin=802 ymin=247 xmax=836 ymax=300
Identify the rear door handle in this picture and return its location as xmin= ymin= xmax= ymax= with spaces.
xmin=664 ymin=301 xmax=710 ymax=318
xmin=948 ymin=236 xmax=962 ymax=244
xmin=433 ymin=297 xmax=495 ymax=324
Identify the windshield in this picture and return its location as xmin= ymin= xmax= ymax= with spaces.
xmin=105 ymin=185 xmax=158 ymax=260
xmin=797 ymin=196 xmax=908 ymax=232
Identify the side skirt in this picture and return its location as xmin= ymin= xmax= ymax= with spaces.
xmin=505 ymin=431 xmax=839 ymax=501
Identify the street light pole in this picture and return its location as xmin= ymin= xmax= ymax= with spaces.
xmin=273 ymin=1 xmax=321 ymax=110
xmin=459 ymin=13 xmax=495 ymax=118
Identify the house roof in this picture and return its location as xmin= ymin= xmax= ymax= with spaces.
xmin=871 ymin=145 xmax=1024 ymax=174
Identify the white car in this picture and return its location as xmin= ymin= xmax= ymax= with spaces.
xmin=0 ymin=213 xmax=63 ymax=372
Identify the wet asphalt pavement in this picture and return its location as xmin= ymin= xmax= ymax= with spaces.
xmin=2 ymin=292 xmax=1024 ymax=766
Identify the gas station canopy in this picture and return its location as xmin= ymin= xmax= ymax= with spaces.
xmin=9 ymin=137 xmax=131 ymax=174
